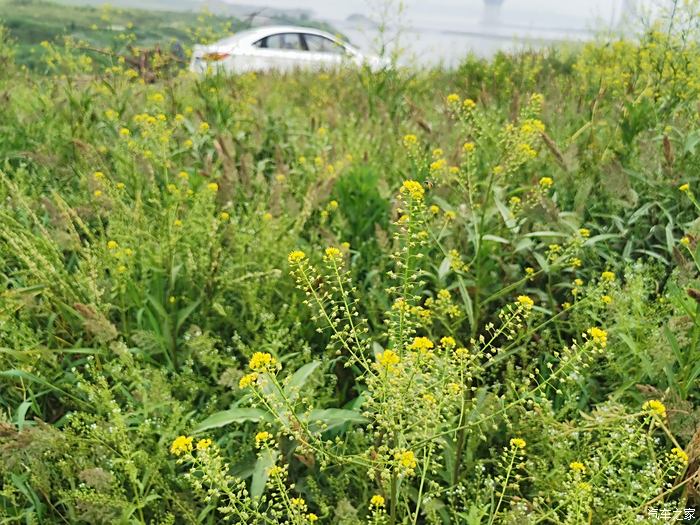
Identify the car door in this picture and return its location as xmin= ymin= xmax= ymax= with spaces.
xmin=250 ymin=33 xmax=308 ymax=73
xmin=300 ymin=34 xmax=346 ymax=70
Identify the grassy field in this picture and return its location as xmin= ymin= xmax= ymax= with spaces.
xmin=1 ymin=2 xmax=700 ymax=524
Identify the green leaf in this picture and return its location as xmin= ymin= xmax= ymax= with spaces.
xmin=193 ymin=408 xmax=271 ymax=433
xmin=437 ymin=256 xmax=451 ymax=280
xmin=482 ymin=234 xmax=509 ymax=244
xmin=583 ymin=234 xmax=621 ymax=246
xmin=305 ymin=408 xmax=368 ymax=432
xmin=251 ymin=449 xmax=275 ymax=499
xmin=15 ymin=400 xmax=32 ymax=431
xmin=285 ymin=360 xmax=321 ymax=398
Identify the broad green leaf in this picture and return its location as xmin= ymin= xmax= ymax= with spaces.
xmin=285 ymin=360 xmax=321 ymax=397
xmin=305 ymin=408 xmax=368 ymax=432
xmin=482 ymin=234 xmax=509 ymax=244
xmin=251 ymin=449 xmax=275 ymax=499
xmin=193 ymin=408 xmax=271 ymax=433
xmin=437 ymin=256 xmax=451 ymax=280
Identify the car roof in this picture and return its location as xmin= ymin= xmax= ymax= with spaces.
xmin=211 ymin=26 xmax=344 ymax=48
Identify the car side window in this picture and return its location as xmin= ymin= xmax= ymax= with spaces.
xmin=303 ymin=34 xmax=345 ymax=54
xmin=260 ymin=33 xmax=304 ymax=51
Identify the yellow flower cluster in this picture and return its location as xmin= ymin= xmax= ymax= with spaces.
xmin=395 ymin=449 xmax=417 ymax=470
xmin=440 ymin=336 xmax=456 ymax=348
xmin=409 ymin=337 xmax=434 ymax=353
xmin=239 ymin=372 xmax=258 ymax=389
xmin=324 ymin=247 xmax=342 ymax=261
xmin=670 ymin=447 xmax=688 ymax=464
xmin=170 ymin=435 xmax=193 ymax=456
xmin=255 ymin=431 xmax=271 ymax=446
xmin=510 ymin=438 xmax=526 ymax=449
xmin=288 ymin=250 xmax=307 ymax=264
xmin=601 ymin=271 xmax=615 ymax=282
xmin=402 ymin=134 xmax=418 ymax=148
xmin=249 ymin=352 xmax=277 ymax=372
xmin=587 ymin=327 xmax=608 ymax=348
xmin=377 ymin=349 xmax=400 ymax=369
xmin=517 ymin=295 xmax=534 ymax=309
xmin=643 ymin=399 xmax=666 ymax=417
xmin=197 ymin=438 xmax=212 ymax=451
xmin=570 ymin=461 xmax=586 ymax=473
xmin=446 ymin=93 xmax=460 ymax=105
xmin=370 ymin=494 xmax=385 ymax=507
xmin=401 ymin=180 xmax=425 ymax=201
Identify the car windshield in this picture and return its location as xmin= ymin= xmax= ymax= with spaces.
xmin=303 ymin=34 xmax=345 ymax=54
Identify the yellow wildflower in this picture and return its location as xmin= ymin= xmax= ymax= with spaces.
xmin=377 ymin=349 xmax=400 ymax=368
xmin=570 ymin=461 xmax=586 ymax=473
xmin=510 ymin=438 xmax=526 ymax=449
xmin=463 ymin=142 xmax=475 ymax=153
xmin=119 ymin=127 xmax=130 ymax=137
xmin=402 ymin=134 xmax=418 ymax=148
xmin=463 ymin=98 xmax=476 ymax=110
xmin=196 ymin=438 xmax=212 ymax=451
xmin=324 ymin=247 xmax=342 ymax=261
xmin=517 ymin=295 xmax=534 ymax=309
xmin=409 ymin=337 xmax=434 ymax=352
xmin=601 ymin=295 xmax=612 ymax=304
xmin=681 ymin=236 xmax=691 ymax=246
xmin=107 ymin=240 xmax=119 ymax=250
xmin=454 ymin=347 xmax=469 ymax=359
xmin=395 ymin=450 xmax=417 ymax=470
xmin=579 ymin=228 xmax=591 ymax=238
xmin=643 ymin=399 xmax=666 ymax=417
xmin=440 ymin=336 xmax=456 ymax=348
xmin=288 ymin=250 xmax=306 ymax=264
xmin=219 ymin=211 xmax=230 ymax=221
xmin=94 ymin=190 xmax=103 ymax=198
xmin=268 ymin=466 xmax=284 ymax=476
xmin=539 ymin=176 xmax=553 ymax=189
xmin=255 ymin=431 xmax=271 ymax=446
xmin=671 ymin=447 xmax=688 ymax=464
xmin=170 ymin=435 xmax=193 ymax=455
xmin=198 ymin=122 xmax=210 ymax=132
xmin=307 ymin=514 xmax=318 ymax=523
xmin=239 ymin=373 xmax=258 ymax=389
xmin=446 ymin=93 xmax=460 ymax=104
xmin=249 ymin=352 xmax=276 ymax=372
xmin=207 ymin=182 xmax=219 ymax=192
xmin=401 ymin=180 xmax=425 ymax=201
xmin=587 ymin=327 xmax=608 ymax=348
xmin=600 ymin=272 xmax=615 ymax=284
xmin=370 ymin=495 xmax=385 ymax=507
xmin=679 ymin=183 xmax=690 ymax=192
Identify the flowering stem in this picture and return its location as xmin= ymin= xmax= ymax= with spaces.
xmin=488 ymin=447 xmax=517 ymax=525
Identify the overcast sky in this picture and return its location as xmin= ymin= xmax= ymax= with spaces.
xmin=227 ymin=0 xmax=639 ymax=31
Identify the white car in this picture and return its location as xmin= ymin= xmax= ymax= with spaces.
xmin=189 ymin=25 xmax=386 ymax=74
